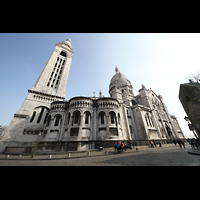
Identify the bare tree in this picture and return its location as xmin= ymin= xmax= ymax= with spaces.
xmin=185 ymin=71 xmax=200 ymax=83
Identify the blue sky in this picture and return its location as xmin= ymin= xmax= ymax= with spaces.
xmin=1 ymin=33 xmax=200 ymax=138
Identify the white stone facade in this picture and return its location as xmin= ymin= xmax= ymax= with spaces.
xmin=2 ymin=39 xmax=73 ymax=145
xmin=1 ymin=39 xmax=185 ymax=148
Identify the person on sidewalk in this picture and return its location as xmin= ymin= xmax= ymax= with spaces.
xmin=180 ymin=139 xmax=186 ymax=149
xmin=99 ymin=144 xmax=103 ymax=151
xmin=177 ymin=139 xmax=182 ymax=149
xmin=159 ymin=141 xmax=162 ymax=147
xmin=120 ymin=142 xmax=124 ymax=152
xmin=117 ymin=142 xmax=120 ymax=153
xmin=149 ymin=140 xmax=154 ymax=148
xmin=129 ymin=141 xmax=132 ymax=150
xmin=152 ymin=140 xmax=157 ymax=147
xmin=173 ymin=139 xmax=177 ymax=146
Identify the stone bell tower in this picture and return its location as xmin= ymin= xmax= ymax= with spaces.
xmin=32 ymin=38 xmax=74 ymax=99
xmin=2 ymin=39 xmax=74 ymax=145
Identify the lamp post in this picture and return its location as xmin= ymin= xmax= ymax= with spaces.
xmin=184 ymin=116 xmax=198 ymax=139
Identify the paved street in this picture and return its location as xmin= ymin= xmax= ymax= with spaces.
xmin=0 ymin=143 xmax=200 ymax=166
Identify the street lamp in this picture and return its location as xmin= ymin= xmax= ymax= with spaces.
xmin=184 ymin=116 xmax=189 ymax=122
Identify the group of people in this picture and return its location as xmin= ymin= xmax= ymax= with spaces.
xmin=187 ymin=138 xmax=200 ymax=149
xmin=173 ymin=139 xmax=186 ymax=149
xmin=149 ymin=140 xmax=162 ymax=148
xmin=100 ymin=138 xmax=200 ymax=153
xmin=113 ymin=141 xmax=127 ymax=153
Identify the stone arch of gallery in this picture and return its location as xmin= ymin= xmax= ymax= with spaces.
xmin=67 ymin=112 xmax=71 ymax=125
xmin=54 ymin=114 xmax=62 ymax=126
xmin=46 ymin=115 xmax=51 ymax=126
xmin=84 ymin=111 xmax=91 ymax=124
xmin=99 ymin=111 xmax=106 ymax=125
xmin=72 ymin=110 xmax=81 ymax=126
xmin=30 ymin=106 xmax=49 ymax=123
xmin=165 ymin=123 xmax=172 ymax=136
xmin=109 ymin=111 xmax=117 ymax=126
xmin=60 ymin=51 xmax=67 ymax=57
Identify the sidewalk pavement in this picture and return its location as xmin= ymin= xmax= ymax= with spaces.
xmin=188 ymin=148 xmax=200 ymax=155
xmin=0 ymin=143 xmax=177 ymax=160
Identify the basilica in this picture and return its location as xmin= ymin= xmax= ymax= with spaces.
xmin=1 ymin=38 xmax=185 ymax=151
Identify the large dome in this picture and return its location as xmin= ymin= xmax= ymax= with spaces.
xmin=109 ymin=70 xmax=132 ymax=90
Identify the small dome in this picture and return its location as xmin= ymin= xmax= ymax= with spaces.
xmin=109 ymin=70 xmax=131 ymax=89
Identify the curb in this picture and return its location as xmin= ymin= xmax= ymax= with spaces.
xmin=188 ymin=149 xmax=200 ymax=155
xmin=0 ymin=144 xmax=178 ymax=161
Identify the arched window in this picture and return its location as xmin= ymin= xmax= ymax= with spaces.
xmin=131 ymin=100 xmax=137 ymax=106
xmin=118 ymin=113 xmax=120 ymax=125
xmin=73 ymin=111 xmax=81 ymax=126
xmin=109 ymin=111 xmax=117 ymax=125
xmin=165 ymin=123 xmax=172 ymax=136
xmin=60 ymin=51 xmax=67 ymax=57
xmin=99 ymin=112 xmax=105 ymax=124
xmin=43 ymin=113 xmax=48 ymax=124
xmin=67 ymin=112 xmax=70 ymax=125
xmin=146 ymin=113 xmax=152 ymax=127
xmin=30 ymin=111 xmax=36 ymax=123
xmin=46 ymin=115 xmax=51 ymax=126
xmin=74 ymin=113 xmax=79 ymax=124
xmin=54 ymin=114 xmax=62 ymax=126
xmin=84 ymin=111 xmax=91 ymax=124
xmin=110 ymin=112 xmax=115 ymax=124
xmin=145 ymin=115 xmax=149 ymax=126
xmin=129 ymin=125 xmax=133 ymax=134
xmin=37 ymin=107 xmax=44 ymax=123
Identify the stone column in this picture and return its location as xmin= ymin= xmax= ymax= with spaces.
xmin=156 ymin=110 xmax=169 ymax=139
xmin=67 ymin=113 xmax=73 ymax=139
xmin=90 ymin=115 xmax=93 ymax=140
xmin=49 ymin=116 xmax=55 ymax=132
xmin=94 ymin=109 xmax=98 ymax=141
xmin=151 ymin=110 xmax=162 ymax=139
xmin=58 ymin=114 xmax=66 ymax=141
xmin=106 ymin=115 xmax=110 ymax=139
xmin=123 ymin=105 xmax=132 ymax=140
xmin=78 ymin=115 xmax=84 ymax=140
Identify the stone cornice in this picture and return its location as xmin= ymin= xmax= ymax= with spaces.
xmin=56 ymin=43 xmax=74 ymax=54
xmin=28 ymin=89 xmax=65 ymax=100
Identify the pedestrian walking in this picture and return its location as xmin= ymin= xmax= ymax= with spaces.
xmin=177 ymin=139 xmax=182 ymax=149
xmin=149 ymin=140 xmax=154 ymax=148
xmin=99 ymin=144 xmax=103 ymax=151
xmin=193 ymin=138 xmax=198 ymax=149
xmin=173 ymin=139 xmax=177 ymax=146
xmin=180 ymin=139 xmax=185 ymax=149
xmin=190 ymin=138 xmax=194 ymax=148
xmin=117 ymin=142 xmax=120 ymax=153
xmin=152 ymin=140 xmax=157 ymax=147
xmin=129 ymin=141 xmax=132 ymax=150
xmin=113 ymin=141 xmax=117 ymax=153
xmin=123 ymin=143 xmax=127 ymax=151
xmin=159 ymin=141 xmax=162 ymax=147
xmin=188 ymin=138 xmax=192 ymax=148
xmin=120 ymin=142 xmax=124 ymax=152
